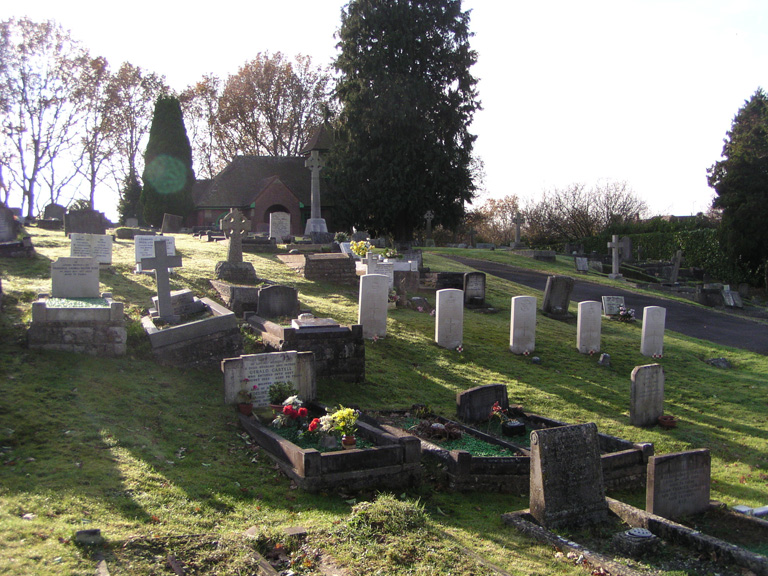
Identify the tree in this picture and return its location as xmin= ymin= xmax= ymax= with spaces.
xmin=216 ymin=52 xmax=331 ymax=158
xmin=0 ymin=18 xmax=89 ymax=218
xmin=140 ymin=95 xmax=195 ymax=227
xmin=179 ymin=74 xmax=225 ymax=179
xmin=329 ymin=0 xmax=481 ymax=243
xmin=708 ymin=88 xmax=768 ymax=284
xmin=469 ymin=195 xmax=521 ymax=245
xmin=117 ymin=173 xmax=142 ymax=225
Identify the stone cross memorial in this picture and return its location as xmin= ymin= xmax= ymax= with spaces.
xmin=630 ymin=363 xmax=665 ymax=427
xmin=641 ymin=306 xmax=666 ymax=357
xmin=358 ymin=274 xmax=389 ymax=339
xmin=70 ymin=233 xmax=113 ymax=265
xmin=576 ymin=301 xmax=602 ymax=354
xmin=222 ymin=208 xmax=251 ymax=264
xmin=424 ymin=210 xmax=435 ymax=247
xmin=141 ymin=240 xmax=183 ymax=323
xmin=529 ymin=422 xmax=609 ymax=529
xmin=50 ymin=257 xmax=101 ymax=298
xmin=435 ymin=289 xmax=463 ymax=349
xmin=509 ymin=295 xmax=536 ymax=354
xmin=646 ymin=449 xmax=711 ymax=519
xmin=607 ymin=234 xmax=623 ymax=280
xmin=513 ymin=212 xmax=525 ymax=247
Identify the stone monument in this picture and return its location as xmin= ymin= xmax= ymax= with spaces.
xmin=215 ymin=208 xmax=257 ymax=283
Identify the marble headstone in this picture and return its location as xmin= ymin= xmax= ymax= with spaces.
xmin=435 ymin=288 xmax=464 ymax=349
xmin=640 ymin=306 xmax=666 ymax=357
xmin=51 ymin=257 xmax=100 ymax=298
xmin=576 ymin=301 xmax=602 ymax=354
xmin=358 ymin=274 xmax=389 ymax=339
xmin=630 ymin=364 xmax=665 ymax=427
xmin=509 ymin=295 xmax=536 ymax=354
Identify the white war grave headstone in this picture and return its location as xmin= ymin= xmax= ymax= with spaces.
xmin=221 ymin=351 xmax=316 ymax=406
xmin=640 ymin=306 xmax=666 ymax=357
xmin=358 ymin=274 xmax=389 ymax=339
xmin=576 ymin=301 xmax=602 ymax=354
xmin=51 ymin=257 xmax=101 ymax=298
xmin=509 ymin=295 xmax=536 ymax=354
xmin=141 ymin=240 xmax=183 ymax=323
xmin=607 ymin=234 xmax=623 ymax=280
xmin=70 ymin=233 xmax=113 ymax=265
xmin=269 ymin=211 xmax=291 ymax=242
xmin=134 ymin=235 xmax=175 ymax=273
xmin=630 ymin=363 xmax=664 ymax=427
xmin=435 ymin=288 xmax=463 ymax=349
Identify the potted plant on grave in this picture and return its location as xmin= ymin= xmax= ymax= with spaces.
xmin=236 ymin=389 xmax=254 ymax=416
xmin=320 ymin=406 xmax=360 ymax=449
xmin=271 ymin=395 xmax=309 ymax=430
xmin=488 ymin=401 xmax=526 ymax=437
xmin=350 ymin=240 xmax=372 ymax=258
xmin=617 ymin=306 xmax=635 ymax=322
xmin=268 ymin=382 xmax=296 ymax=412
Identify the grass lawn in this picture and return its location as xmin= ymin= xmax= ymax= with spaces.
xmin=1 ymin=228 xmax=766 ymax=575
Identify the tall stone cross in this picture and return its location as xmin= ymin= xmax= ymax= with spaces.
xmin=513 ymin=212 xmax=525 ymax=245
xmin=304 ymin=150 xmax=328 ymax=235
xmin=222 ymin=208 xmax=250 ymax=264
xmin=607 ymin=235 xmax=623 ymax=280
xmin=141 ymin=239 xmax=183 ymax=322
xmin=424 ymin=210 xmax=435 ymax=238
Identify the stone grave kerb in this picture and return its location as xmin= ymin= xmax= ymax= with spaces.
xmin=222 ymin=208 xmax=251 ymax=264
xmin=141 ymin=240 xmax=184 ymax=323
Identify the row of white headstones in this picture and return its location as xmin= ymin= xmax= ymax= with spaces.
xmin=357 ymin=274 xmax=665 ymax=357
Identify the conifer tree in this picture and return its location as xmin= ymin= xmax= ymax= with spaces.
xmin=140 ymin=95 xmax=195 ymax=227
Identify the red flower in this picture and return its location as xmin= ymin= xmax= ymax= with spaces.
xmin=298 ymin=407 xmax=308 ymax=418
xmin=308 ymin=418 xmax=320 ymax=432
xmin=283 ymin=405 xmax=298 ymax=419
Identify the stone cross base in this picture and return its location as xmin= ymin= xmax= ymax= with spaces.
xmin=215 ymin=261 xmax=257 ymax=284
xmin=608 ymin=273 xmax=624 ymax=280
xmin=304 ymin=218 xmax=328 ymax=235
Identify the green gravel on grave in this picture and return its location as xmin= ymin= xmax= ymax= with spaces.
xmin=45 ymin=297 xmax=110 ymax=308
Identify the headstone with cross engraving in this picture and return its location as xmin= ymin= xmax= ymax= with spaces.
xmin=141 ymin=240 xmax=183 ymax=323
xmin=607 ymin=235 xmax=623 ymax=280
xmin=358 ymin=274 xmax=389 ymax=339
xmin=435 ymin=289 xmax=463 ymax=349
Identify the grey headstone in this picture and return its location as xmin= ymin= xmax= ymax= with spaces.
xmin=269 ymin=212 xmax=291 ymax=242
xmin=640 ymin=306 xmax=666 ymax=357
xmin=646 ymin=449 xmax=711 ymax=519
xmin=257 ymin=285 xmax=300 ymax=319
xmin=576 ymin=301 xmax=602 ymax=354
xmin=51 ymin=257 xmax=100 ymax=298
xmin=463 ymin=272 xmax=486 ymax=307
xmin=435 ymin=288 xmax=463 ymax=349
xmin=358 ymin=274 xmax=389 ymax=339
xmin=70 ymin=233 xmax=113 ymax=265
xmin=601 ymin=295 xmax=625 ymax=316
xmin=619 ymin=236 xmax=633 ymax=262
xmin=221 ymin=351 xmax=316 ymax=406
xmin=509 ymin=295 xmax=536 ymax=354
xmin=630 ymin=364 xmax=664 ymax=427
xmin=125 ymin=217 xmax=139 ymax=228
xmin=0 ymin=206 xmax=16 ymax=242
xmin=64 ymin=209 xmax=107 ymax=236
xmin=43 ymin=203 xmax=66 ymax=220
xmin=456 ymin=384 xmax=508 ymax=423
xmin=530 ymin=422 xmax=608 ymax=529
xmin=161 ymin=213 xmax=184 ymax=234
xmin=541 ymin=275 xmax=574 ymax=317
xmin=574 ymin=256 xmax=589 ymax=273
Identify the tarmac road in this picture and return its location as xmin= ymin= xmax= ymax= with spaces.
xmin=446 ymin=255 xmax=768 ymax=355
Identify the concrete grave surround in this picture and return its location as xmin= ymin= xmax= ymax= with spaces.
xmin=646 ymin=449 xmax=711 ymax=519
xmin=456 ymin=384 xmax=508 ymax=423
xmin=435 ymin=288 xmax=464 ymax=349
xmin=530 ymin=422 xmax=609 ymax=529
xmin=630 ymin=364 xmax=665 ymax=427
xmin=141 ymin=240 xmax=183 ymax=322
xmin=269 ymin=211 xmax=291 ymax=241
xmin=601 ymin=295 xmax=625 ymax=316
xmin=541 ymin=275 xmax=574 ymax=317
xmin=64 ymin=209 xmax=107 ymax=236
xmin=134 ymin=235 xmax=175 ymax=272
xmin=463 ymin=272 xmax=486 ymax=307
xmin=358 ymin=274 xmax=389 ymax=339
xmin=0 ymin=206 xmax=16 ymax=242
xmin=51 ymin=257 xmax=101 ymax=298
xmin=70 ymin=233 xmax=113 ymax=265
xmin=221 ymin=351 xmax=316 ymax=406
xmin=509 ymin=295 xmax=536 ymax=354
xmin=161 ymin=213 xmax=184 ymax=234
xmin=576 ymin=301 xmax=602 ymax=354
xmin=641 ymin=306 xmax=666 ymax=357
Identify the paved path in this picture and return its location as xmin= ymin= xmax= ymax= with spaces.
xmin=447 ymin=255 xmax=768 ymax=355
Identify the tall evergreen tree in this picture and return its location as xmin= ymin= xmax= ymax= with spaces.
xmin=117 ymin=173 xmax=143 ymax=225
xmin=140 ymin=95 xmax=195 ymax=227
xmin=329 ymin=0 xmax=480 ymax=242
xmin=707 ymin=88 xmax=768 ymax=284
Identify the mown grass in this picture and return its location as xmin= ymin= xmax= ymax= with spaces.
xmin=1 ymin=227 xmax=767 ymax=575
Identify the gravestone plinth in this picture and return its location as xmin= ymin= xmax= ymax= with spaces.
xmin=221 ymin=351 xmax=316 ymax=406
xmin=151 ymin=289 xmax=206 ymax=318
xmin=630 ymin=364 xmax=665 ymax=427
xmin=646 ymin=449 xmax=711 ymax=519
xmin=530 ymin=422 xmax=609 ymax=529
xmin=541 ymin=275 xmax=574 ymax=319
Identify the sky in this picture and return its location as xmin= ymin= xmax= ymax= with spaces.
xmin=4 ymin=0 xmax=768 ymax=221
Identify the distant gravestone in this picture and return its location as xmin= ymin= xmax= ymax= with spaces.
xmin=51 ymin=257 xmax=100 ymax=298
xmin=221 ymin=351 xmax=316 ymax=406
xmin=463 ymin=272 xmax=486 ymax=307
xmin=269 ymin=212 xmax=291 ymax=242
xmin=222 ymin=208 xmax=251 ymax=264
xmin=141 ymin=240 xmax=183 ymax=323
xmin=574 ymin=256 xmax=589 ymax=273
xmin=588 ymin=259 xmax=604 ymax=273
xmin=646 ymin=449 xmax=711 ymax=519
xmin=722 ymin=287 xmax=743 ymax=309
xmin=529 ymin=422 xmax=609 ymax=529
xmin=619 ymin=236 xmax=633 ymax=262
xmin=641 ymin=306 xmax=666 ymax=357
xmin=0 ymin=206 xmax=16 ymax=242
xmin=358 ymin=274 xmax=389 ymax=339
xmin=607 ymin=235 xmax=623 ymax=280
xmin=509 ymin=295 xmax=536 ymax=354
xmin=43 ymin=203 xmax=66 ymax=220
xmin=630 ymin=364 xmax=665 ymax=427
xmin=257 ymin=285 xmax=300 ymax=318
xmin=70 ymin=233 xmax=113 ymax=265
xmin=669 ymin=250 xmax=683 ymax=283
xmin=339 ymin=242 xmax=353 ymax=255
xmin=125 ymin=217 xmax=139 ymax=228
xmin=64 ymin=209 xmax=107 ymax=236
xmin=134 ymin=235 xmax=175 ymax=273
xmin=541 ymin=275 xmax=574 ymax=318
xmin=435 ymin=288 xmax=463 ymax=349
xmin=161 ymin=213 xmax=184 ymax=234
xmin=576 ymin=301 xmax=602 ymax=354
xmin=601 ymin=295 xmax=625 ymax=316
xmin=512 ymin=212 xmax=525 ymax=247
xmin=350 ymin=230 xmax=369 ymax=242
xmin=456 ymin=384 xmax=509 ymax=423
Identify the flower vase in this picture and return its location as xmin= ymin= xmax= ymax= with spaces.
xmin=238 ymin=403 xmax=253 ymax=416
xmin=341 ymin=435 xmax=357 ymax=450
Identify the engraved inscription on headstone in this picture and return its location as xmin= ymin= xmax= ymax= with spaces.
xmin=646 ymin=449 xmax=711 ymax=519
xmin=221 ymin=351 xmax=317 ymax=406
xmin=630 ymin=364 xmax=664 ymax=427
xmin=601 ymin=295 xmax=625 ymax=316
xmin=134 ymin=235 xmax=176 ymax=271
xmin=529 ymin=422 xmax=608 ymax=529
xmin=269 ymin=212 xmax=291 ymax=241
xmin=463 ymin=272 xmax=486 ymax=307
xmin=51 ymin=257 xmax=101 ymax=298
xmin=70 ymin=233 xmax=113 ymax=265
